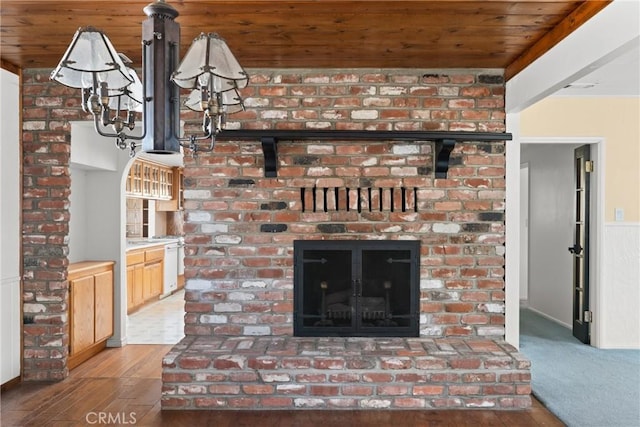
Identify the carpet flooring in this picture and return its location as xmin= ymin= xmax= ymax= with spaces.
xmin=520 ymin=308 xmax=640 ymax=427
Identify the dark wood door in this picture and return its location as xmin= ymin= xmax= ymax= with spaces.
xmin=569 ymin=145 xmax=591 ymax=344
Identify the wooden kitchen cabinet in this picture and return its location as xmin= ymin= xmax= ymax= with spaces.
xmin=126 ymin=161 xmax=143 ymax=196
xmin=156 ymin=167 xmax=183 ymax=211
xmin=68 ymin=261 xmax=114 ymax=370
xmin=126 ymin=262 xmax=145 ymax=310
xmin=126 ymin=159 xmax=173 ymax=201
xmin=127 ymin=244 xmax=165 ymax=313
xmin=71 ymin=275 xmax=95 ymax=355
xmin=143 ymin=261 xmax=163 ymax=300
xmin=94 ymin=271 xmax=114 ymax=342
xmin=159 ymin=167 xmax=174 ymax=200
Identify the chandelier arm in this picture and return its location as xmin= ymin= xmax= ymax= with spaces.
xmin=91 ymin=112 xmax=145 ymax=141
xmin=177 ymin=133 xmax=215 ymax=158
xmin=177 ymin=132 xmax=213 ymax=146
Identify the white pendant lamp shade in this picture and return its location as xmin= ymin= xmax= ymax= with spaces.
xmin=108 ymin=65 xmax=144 ymax=113
xmin=50 ymin=26 xmax=133 ymax=90
xmin=184 ymin=88 xmax=244 ymax=114
xmin=171 ymin=32 xmax=248 ymax=91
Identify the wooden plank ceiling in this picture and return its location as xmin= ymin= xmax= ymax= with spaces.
xmin=0 ymin=1 xmax=609 ymax=79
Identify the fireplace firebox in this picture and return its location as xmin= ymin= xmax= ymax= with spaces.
xmin=293 ymin=240 xmax=420 ymax=337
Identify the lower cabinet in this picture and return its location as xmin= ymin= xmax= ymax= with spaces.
xmin=127 ymin=245 xmax=164 ymax=313
xmin=68 ymin=261 xmax=114 ymax=370
xmin=127 ymin=250 xmax=145 ymax=311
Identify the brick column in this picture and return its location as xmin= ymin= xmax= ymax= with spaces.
xmin=21 ymin=70 xmax=81 ymax=381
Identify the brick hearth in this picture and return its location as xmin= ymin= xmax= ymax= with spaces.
xmin=162 ymin=336 xmax=531 ymax=410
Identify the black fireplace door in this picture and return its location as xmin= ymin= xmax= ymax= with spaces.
xmin=294 ymin=240 xmax=419 ymax=337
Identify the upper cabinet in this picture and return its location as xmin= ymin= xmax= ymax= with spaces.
xmin=126 ymin=159 xmax=178 ymax=201
xmin=156 ymin=168 xmax=184 ymax=212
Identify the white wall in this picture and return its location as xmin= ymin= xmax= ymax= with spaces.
xmin=69 ymin=167 xmax=88 ymax=263
xmin=521 ymin=144 xmax=580 ymax=326
xmin=1 ymin=68 xmax=22 ymax=384
xmin=601 ymin=224 xmax=640 ymax=348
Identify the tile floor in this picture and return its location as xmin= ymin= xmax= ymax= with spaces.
xmin=127 ymin=290 xmax=185 ymax=344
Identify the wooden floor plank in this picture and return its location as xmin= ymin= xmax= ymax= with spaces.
xmin=1 ymin=344 xmax=563 ymax=427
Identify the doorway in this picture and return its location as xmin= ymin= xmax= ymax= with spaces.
xmin=121 ymin=156 xmax=185 ymax=345
xmin=518 ymin=138 xmax=603 ymax=347
xmin=519 ymin=163 xmax=529 ymax=305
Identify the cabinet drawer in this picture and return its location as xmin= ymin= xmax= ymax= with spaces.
xmin=127 ymin=250 xmax=145 ymax=265
xmin=145 ymin=246 xmax=165 ymax=262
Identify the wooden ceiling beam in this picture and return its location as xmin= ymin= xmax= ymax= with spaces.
xmin=1 ymin=59 xmax=21 ymax=75
xmin=505 ymin=0 xmax=612 ymax=80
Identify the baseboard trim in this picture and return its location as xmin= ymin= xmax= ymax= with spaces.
xmin=1 ymin=376 xmax=21 ymax=392
xmin=524 ymin=306 xmax=572 ymax=329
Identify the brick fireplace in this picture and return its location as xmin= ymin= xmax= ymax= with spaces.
xmin=161 ymin=69 xmax=531 ymax=410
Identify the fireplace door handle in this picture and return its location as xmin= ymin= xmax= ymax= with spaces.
xmin=353 ymin=279 xmax=361 ymax=297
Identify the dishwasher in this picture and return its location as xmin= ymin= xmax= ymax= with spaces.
xmin=162 ymin=241 xmax=179 ymax=297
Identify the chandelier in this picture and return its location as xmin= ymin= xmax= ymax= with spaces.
xmin=50 ymin=0 xmax=248 ymax=156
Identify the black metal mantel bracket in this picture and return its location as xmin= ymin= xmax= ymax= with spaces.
xmin=216 ymin=130 xmax=511 ymax=178
xmin=261 ymin=137 xmax=278 ymax=178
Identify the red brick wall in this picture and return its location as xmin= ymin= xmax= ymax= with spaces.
xmin=19 ymin=68 xmax=506 ymax=381
xmin=21 ymin=70 xmax=82 ymax=381
xmin=182 ymin=70 xmax=506 ymax=339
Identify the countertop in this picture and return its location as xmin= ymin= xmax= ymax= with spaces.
xmin=126 ymin=237 xmax=180 ymax=251
xmin=68 ymin=260 xmax=115 ymax=280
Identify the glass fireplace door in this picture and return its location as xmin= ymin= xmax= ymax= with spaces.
xmin=294 ymin=240 xmax=419 ymax=337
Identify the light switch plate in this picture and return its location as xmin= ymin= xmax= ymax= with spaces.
xmin=615 ymin=208 xmax=624 ymax=221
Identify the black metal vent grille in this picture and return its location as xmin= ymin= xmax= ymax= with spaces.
xmin=301 ymin=187 xmax=418 ymax=213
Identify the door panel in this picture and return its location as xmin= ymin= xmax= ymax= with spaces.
xmin=570 ymin=145 xmax=591 ymax=344
xmin=70 ymin=276 xmax=95 ymax=355
xmin=359 ymin=249 xmax=415 ymax=332
xmin=94 ymin=270 xmax=114 ymax=342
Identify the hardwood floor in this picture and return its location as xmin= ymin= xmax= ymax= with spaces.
xmin=1 ymin=345 xmax=564 ymax=427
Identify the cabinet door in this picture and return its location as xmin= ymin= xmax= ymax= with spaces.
xmin=142 ymin=163 xmax=152 ymax=197
xmin=94 ymin=270 xmax=114 ymax=342
xmin=129 ymin=162 xmax=143 ymax=196
xmin=177 ymin=169 xmax=184 ymax=210
xmin=143 ymin=261 xmax=163 ymax=300
xmin=165 ymin=169 xmax=174 ymax=199
xmin=125 ymin=167 xmax=132 ymax=193
xmin=143 ymin=263 xmax=154 ymax=300
xmin=150 ymin=261 xmax=163 ymax=297
xmin=133 ymin=264 xmax=145 ymax=307
xmin=70 ymin=276 xmax=95 ymax=355
xmin=151 ymin=165 xmax=160 ymax=197
xmin=127 ymin=265 xmax=135 ymax=312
